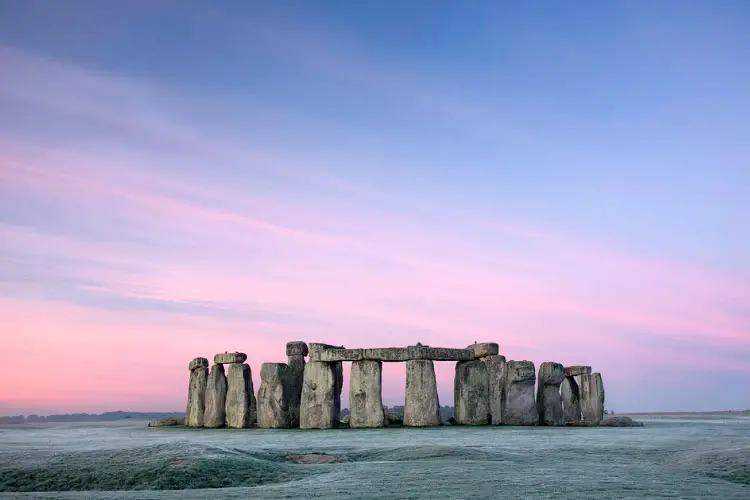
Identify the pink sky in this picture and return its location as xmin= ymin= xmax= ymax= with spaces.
xmin=1 ymin=31 xmax=749 ymax=415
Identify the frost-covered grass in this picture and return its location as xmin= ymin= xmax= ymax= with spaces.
xmin=1 ymin=416 xmax=748 ymax=498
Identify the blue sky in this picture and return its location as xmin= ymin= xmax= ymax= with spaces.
xmin=0 ymin=0 xmax=748 ymax=413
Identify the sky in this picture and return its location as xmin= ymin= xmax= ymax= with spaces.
xmin=0 ymin=0 xmax=748 ymax=415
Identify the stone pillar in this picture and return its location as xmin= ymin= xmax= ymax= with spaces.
xmin=300 ymin=361 xmax=338 ymax=429
xmin=580 ymin=372 xmax=605 ymax=424
xmin=349 ymin=360 xmax=386 ymax=428
xmin=334 ymin=361 xmax=343 ymax=421
xmin=204 ymin=363 xmax=228 ymax=428
xmin=257 ymin=362 xmax=291 ymax=428
xmin=502 ymin=360 xmax=537 ymax=425
xmin=226 ymin=363 xmax=256 ymax=428
xmin=185 ymin=357 xmax=208 ymax=427
xmin=454 ymin=360 xmax=490 ymax=425
xmin=483 ymin=354 xmax=506 ymax=425
xmin=561 ymin=376 xmax=581 ymax=424
xmin=404 ymin=359 xmax=441 ymax=427
xmin=536 ymin=362 xmax=565 ymax=426
xmin=286 ymin=341 xmax=308 ymax=428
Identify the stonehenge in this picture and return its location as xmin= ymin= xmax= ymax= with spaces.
xmin=182 ymin=342 xmax=609 ymax=431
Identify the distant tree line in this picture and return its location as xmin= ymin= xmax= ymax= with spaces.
xmin=0 ymin=411 xmax=184 ymax=424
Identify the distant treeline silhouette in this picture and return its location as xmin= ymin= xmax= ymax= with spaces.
xmin=1 ymin=406 xmax=459 ymax=424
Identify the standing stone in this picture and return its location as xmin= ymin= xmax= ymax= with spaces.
xmin=349 ymin=360 xmax=386 ymax=428
xmin=300 ymin=361 xmax=338 ymax=429
xmin=333 ymin=361 xmax=343 ymax=421
xmin=286 ymin=341 xmax=308 ymax=428
xmin=561 ymin=376 xmax=581 ymax=423
xmin=502 ymin=360 xmax=537 ymax=425
xmin=226 ymin=363 xmax=256 ymax=428
xmin=536 ymin=362 xmax=565 ymax=426
xmin=404 ymin=360 xmax=441 ymax=427
xmin=257 ymin=363 xmax=291 ymax=428
xmin=580 ymin=372 xmax=605 ymax=424
xmin=204 ymin=364 xmax=228 ymax=428
xmin=454 ymin=360 xmax=490 ymax=425
xmin=483 ymin=355 xmax=506 ymax=425
xmin=186 ymin=357 xmax=209 ymax=427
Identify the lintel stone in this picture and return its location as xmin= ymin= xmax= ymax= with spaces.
xmin=564 ymin=365 xmax=592 ymax=377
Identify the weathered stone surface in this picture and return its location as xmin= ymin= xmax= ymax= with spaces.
xmin=286 ymin=354 xmax=306 ymax=428
xmin=564 ymin=365 xmax=592 ymax=377
xmin=341 ymin=415 xmax=351 ymax=425
xmin=454 ymin=360 xmax=490 ymax=425
xmin=188 ymin=357 xmax=208 ymax=371
xmin=148 ymin=417 xmax=184 ymax=427
xmin=561 ymin=376 xmax=581 ymax=423
xmin=349 ymin=360 xmax=386 ymax=428
xmin=226 ymin=363 xmax=256 ymax=428
xmin=185 ymin=365 xmax=208 ymax=427
xmin=286 ymin=341 xmax=309 ymax=357
xmin=204 ymin=364 xmax=228 ymax=428
xmin=403 ymin=360 xmax=441 ymax=426
xmin=502 ymin=360 xmax=537 ymax=425
xmin=286 ymin=453 xmax=345 ymax=464
xmin=580 ymin=372 xmax=605 ymax=424
xmin=466 ymin=342 xmax=499 ymax=359
xmin=257 ymin=363 xmax=290 ymax=428
xmin=483 ymin=354 xmax=506 ymax=425
xmin=310 ymin=345 xmax=474 ymax=362
xmin=214 ymin=352 xmax=247 ymax=365
xmin=599 ymin=416 xmax=644 ymax=427
xmin=308 ymin=343 xmax=344 ymax=356
xmin=537 ymin=362 xmax=565 ymax=426
xmin=300 ymin=361 xmax=338 ymax=429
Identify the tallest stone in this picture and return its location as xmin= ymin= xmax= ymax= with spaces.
xmin=286 ymin=341 xmax=308 ymax=428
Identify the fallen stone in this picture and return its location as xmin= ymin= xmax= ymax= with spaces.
xmin=349 ymin=360 xmax=386 ymax=428
xmin=287 ymin=352 xmax=306 ymax=428
xmin=580 ymin=372 xmax=605 ymax=424
xmin=185 ymin=363 xmax=208 ymax=428
xmin=502 ymin=360 xmax=537 ymax=425
xmin=483 ymin=354 xmax=506 ymax=425
xmin=256 ymin=362 xmax=291 ymax=428
xmin=300 ymin=361 xmax=338 ymax=429
xmin=203 ymin=364 xmax=228 ymax=428
xmin=404 ymin=359 xmax=441 ymax=426
xmin=148 ymin=417 xmax=184 ymax=427
xmin=599 ymin=416 xmax=644 ymax=427
xmin=188 ymin=357 xmax=208 ymax=371
xmin=214 ymin=352 xmax=247 ymax=365
xmin=466 ymin=342 xmax=499 ymax=359
xmin=286 ymin=453 xmax=345 ymax=464
xmin=537 ymin=362 xmax=565 ymax=426
xmin=561 ymin=376 xmax=582 ymax=424
xmin=286 ymin=341 xmax=309 ymax=357
xmin=454 ymin=360 xmax=490 ymax=425
xmin=226 ymin=363 xmax=257 ymax=428
xmin=385 ymin=412 xmax=404 ymax=425
xmin=564 ymin=365 xmax=592 ymax=377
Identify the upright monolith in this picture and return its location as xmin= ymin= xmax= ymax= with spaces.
xmin=349 ymin=360 xmax=386 ymax=428
xmin=286 ymin=341 xmax=308 ymax=428
xmin=503 ymin=360 xmax=537 ymax=425
xmin=226 ymin=363 xmax=256 ymax=428
xmin=454 ymin=360 xmax=490 ymax=425
xmin=561 ymin=376 xmax=581 ymax=423
xmin=300 ymin=361 xmax=338 ymax=429
xmin=186 ymin=357 xmax=209 ymax=427
xmin=257 ymin=362 xmax=291 ymax=428
xmin=483 ymin=354 xmax=506 ymax=425
xmin=204 ymin=363 xmax=228 ymax=428
xmin=580 ymin=372 xmax=605 ymax=424
xmin=537 ymin=362 xmax=565 ymax=426
xmin=404 ymin=359 xmax=441 ymax=426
